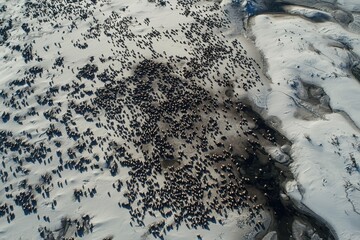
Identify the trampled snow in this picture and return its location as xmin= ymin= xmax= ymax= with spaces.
xmin=1 ymin=0 xmax=360 ymax=240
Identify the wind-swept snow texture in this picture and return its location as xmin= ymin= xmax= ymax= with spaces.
xmin=250 ymin=1 xmax=360 ymax=239
xmin=0 ymin=0 xmax=284 ymax=240
xmin=0 ymin=0 xmax=359 ymax=239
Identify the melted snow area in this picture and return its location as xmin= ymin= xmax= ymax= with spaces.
xmin=0 ymin=0 xmax=359 ymax=240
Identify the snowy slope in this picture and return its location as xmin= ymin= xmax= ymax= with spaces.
xmin=0 ymin=0 xmax=277 ymax=239
xmin=250 ymin=3 xmax=360 ymax=240
xmin=1 ymin=0 xmax=359 ymax=239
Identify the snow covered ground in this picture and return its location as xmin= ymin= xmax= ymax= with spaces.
xmin=249 ymin=1 xmax=360 ymax=239
xmin=0 ymin=0 xmax=360 ymax=239
xmin=0 ymin=0 xmax=280 ymax=239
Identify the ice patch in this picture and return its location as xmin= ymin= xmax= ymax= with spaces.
xmin=242 ymin=0 xmax=271 ymax=16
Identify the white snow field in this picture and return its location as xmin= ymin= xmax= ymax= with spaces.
xmin=0 ymin=0 xmax=359 ymax=240
xmin=250 ymin=1 xmax=360 ymax=240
